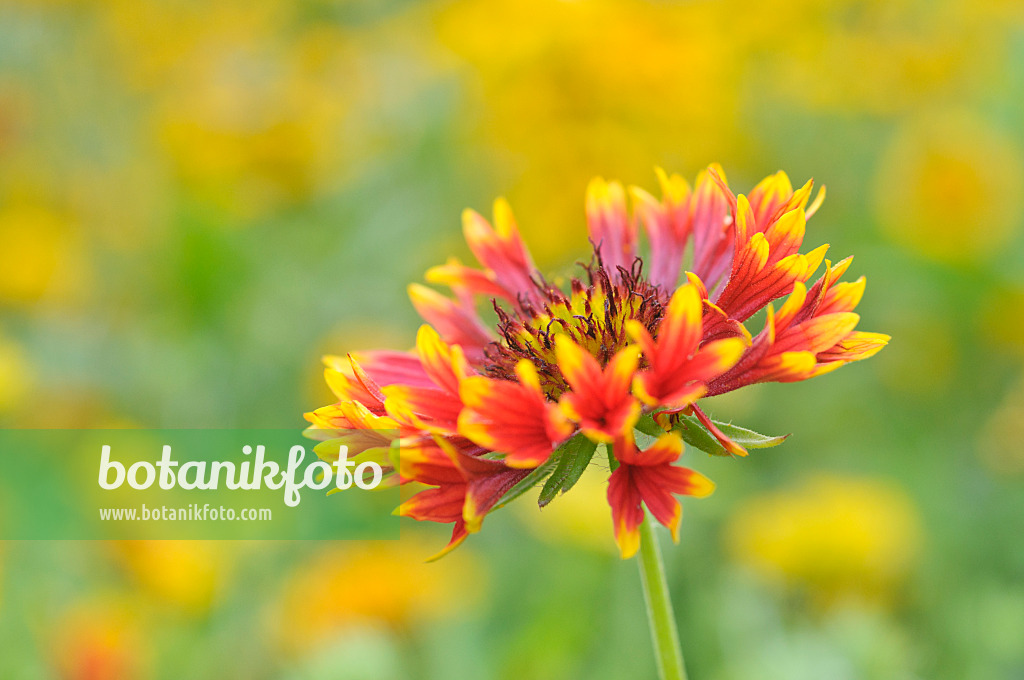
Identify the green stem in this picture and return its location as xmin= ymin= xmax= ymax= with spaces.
xmin=637 ymin=515 xmax=687 ymax=680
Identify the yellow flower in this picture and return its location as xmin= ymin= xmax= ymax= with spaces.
xmin=150 ymin=29 xmax=351 ymax=220
xmin=726 ymin=475 xmax=921 ymax=605
xmin=272 ymin=540 xmax=483 ymax=654
xmin=0 ymin=203 xmax=75 ymax=305
xmin=434 ymin=0 xmax=742 ymax=264
xmin=433 ymin=0 xmax=1022 ymax=264
xmin=734 ymin=0 xmax=1006 ymax=115
xmin=874 ymin=112 xmax=1024 ymax=262
xmin=93 ymin=0 xmax=357 ymax=220
xmin=0 ymin=333 xmax=32 ymax=413
xmin=98 ymin=0 xmax=286 ymax=91
xmin=52 ymin=596 xmax=150 ymax=680
xmin=114 ymin=540 xmax=228 ymax=615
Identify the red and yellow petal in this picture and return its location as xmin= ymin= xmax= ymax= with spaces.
xmin=630 ymin=465 xmax=712 ymax=542
xmin=397 ymin=483 xmax=465 ymax=523
xmin=631 ymin=168 xmax=693 ymax=290
xmin=696 ymin=335 xmax=748 ymax=372
xmin=426 ymin=257 xmax=512 ymax=302
xmin=397 ymin=438 xmax=464 ymax=486
xmin=555 ymin=337 xmax=641 ymax=441
xmin=763 ymin=208 xmax=806 ymax=262
xmin=563 ymin=394 xmax=642 ymax=443
xmin=751 ymin=350 xmax=819 ymax=384
xmin=608 ymin=466 xmax=645 ymax=558
xmin=775 ymin=312 xmax=861 ymax=356
xmin=607 ymin=432 xmax=714 ymax=557
xmin=408 ymin=283 xmax=494 ymax=357
xmin=748 ymin=171 xmax=795 ymax=227
xmin=690 ymin=165 xmax=734 ymax=287
xmin=628 ymin=287 xmax=743 ymax=408
xmin=415 ymin=324 xmax=472 ymax=396
xmin=462 ymin=200 xmax=542 ymax=306
xmin=657 ymin=283 xmax=704 ymax=360
xmin=691 ymin=405 xmax=749 ymax=457
xmin=586 ymin=177 xmax=636 ymax=276
xmin=802 ymin=243 xmax=830 ymax=280
xmin=382 ymin=384 xmax=463 ymax=434
xmin=614 ymin=431 xmax=682 ymax=467
xmin=774 ymin=281 xmax=809 ymax=330
xmin=426 ymin=521 xmax=470 ymax=562
xmin=817 ymin=331 xmax=890 ymax=362
xmin=819 ymin=277 xmax=867 ymax=315
xmin=458 ymin=360 xmax=571 ymax=468
xmin=625 ymin=283 xmax=707 ymax=405
xmin=432 ymin=437 xmax=533 ymax=533
xmin=553 ymin=334 xmax=605 ymax=394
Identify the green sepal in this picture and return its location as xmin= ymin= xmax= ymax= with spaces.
xmin=672 ymin=414 xmax=788 ymax=456
xmin=538 ymin=435 xmax=598 ymax=508
xmin=713 ymin=420 xmax=789 ymax=449
xmin=634 ymin=414 xmax=667 ymax=439
xmin=674 ymin=415 xmax=729 ymax=456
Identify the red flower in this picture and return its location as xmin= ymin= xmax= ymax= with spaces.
xmin=306 ymin=166 xmax=887 ymax=558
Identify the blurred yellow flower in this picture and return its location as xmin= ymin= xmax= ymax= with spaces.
xmin=98 ymin=0 xmax=287 ymax=91
xmin=114 ymin=540 xmax=228 ymax=615
xmin=91 ymin=0 xmax=358 ymax=221
xmin=273 ymin=539 xmax=483 ymax=654
xmin=435 ymin=0 xmax=743 ymax=264
xmin=434 ymin=0 xmax=1024 ymax=267
xmin=0 ymin=203 xmax=77 ymax=304
xmin=726 ymin=475 xmax=921 ymax=605
xmin=0 ymin=333 xmax=32 ymax=413
xmin=151 ymin=31 xmax=351 ymax=220
xmin=874 ymin=112 xmax=1024 ymax=262
xmin=52 ymin=597 xmax=150 ymax=680
xmin=737 ymin=0 xmax=1002 ymax=115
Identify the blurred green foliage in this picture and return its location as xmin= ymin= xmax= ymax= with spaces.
xmin=1 ymin=0 xmax=1023 ymax=678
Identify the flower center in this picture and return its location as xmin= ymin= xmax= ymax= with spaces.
xmin=484 ymin=256 xmax=667 ymax=399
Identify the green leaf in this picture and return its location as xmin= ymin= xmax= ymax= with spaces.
xmin=538 ymin=435 xmax=597 ymax=507
xmin=634 ymin=414 xmax=667 ymax=438
xmin=713 ymin=421 xmax=789 ymax=449
xmin=673 ymin=415 xmax=731 ymax=456
xmin=605 ymin=441 xmax=618 ymax=472
xmin=631 ymin=414 xmax=670 ymax=453
xmin=671 ymin=414 xmax=788 ymax=456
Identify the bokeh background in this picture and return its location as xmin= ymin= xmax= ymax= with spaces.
xmin=2 ymin=0 xmax=1024 ymax=678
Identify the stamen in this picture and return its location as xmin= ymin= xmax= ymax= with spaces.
xmin=483 ymin=245 xmax=668 ymax=398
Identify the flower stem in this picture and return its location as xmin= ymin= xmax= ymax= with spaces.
xmin=637 ymin=515 xmax=687 ymax=680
